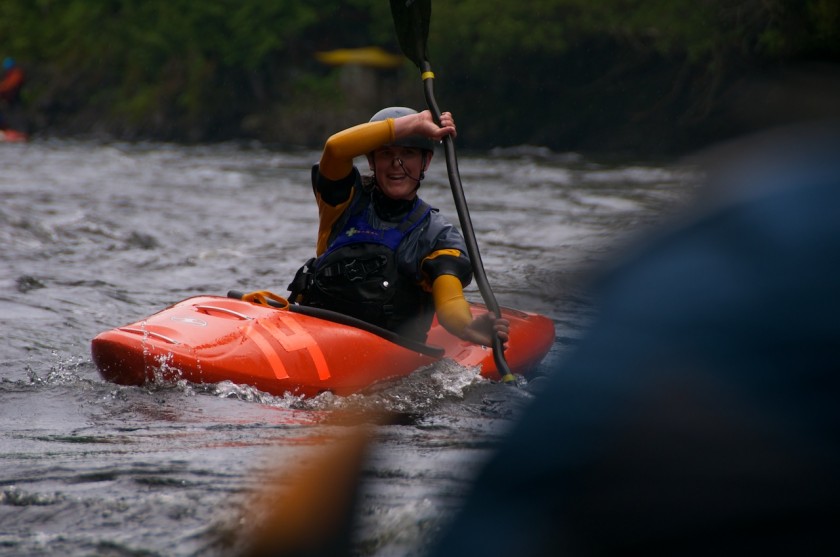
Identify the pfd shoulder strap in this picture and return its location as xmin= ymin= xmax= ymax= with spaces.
xmin=399 ymin=199 xmax=432 ymax=234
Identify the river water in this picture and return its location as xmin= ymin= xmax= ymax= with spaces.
xmin=1 ymin=140 xmax=695 ymax=556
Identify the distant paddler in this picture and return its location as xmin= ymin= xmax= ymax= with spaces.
xmin=0 ymin=57 xmax=26 ymax=137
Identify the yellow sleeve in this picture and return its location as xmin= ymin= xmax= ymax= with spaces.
xmin=419 ymin=248 xmax=468 ymax=289
xmin=319 ymin=119 xmax=395 ymax=181
xmin=314 ymin=118 xmax=396 ymax=254
xmin=432 ymin=274 xmax=473 ymax=337
xmin=315 ymin=193 xmax=352 ymax=256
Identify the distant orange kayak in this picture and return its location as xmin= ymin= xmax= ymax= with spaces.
xmin=0 ymin=129 xmax=27 ymax=142
xmin=91 ymin=294 xmax=555 ymax=397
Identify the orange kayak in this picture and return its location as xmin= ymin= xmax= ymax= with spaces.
xmin=0 ymin=129 xmax=27 ymax=143
xmin=91 ymin=294 xmax=555 ymax=397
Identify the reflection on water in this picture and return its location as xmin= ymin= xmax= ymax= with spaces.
xmin=0 ymin=140 xmax=696 ymax=556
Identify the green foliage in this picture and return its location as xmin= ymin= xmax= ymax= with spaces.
xmin=427 ymin=0 xmax=840 ymax=151
xmin=430 ymin=0 xmax=835 ymax=73
xmin=1 ymin=0 xmax=837 ymax=148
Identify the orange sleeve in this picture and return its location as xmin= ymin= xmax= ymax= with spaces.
xmin=432 ymin=274 xmax=473 ymax=337
xmin=319 ymin=119 xmax=395 ymax=181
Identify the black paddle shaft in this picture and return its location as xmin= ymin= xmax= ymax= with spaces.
xmin=421 ymin=65 xmax=512 ymax=378
xmin=390 ymin=0 xmax=513 ymax=380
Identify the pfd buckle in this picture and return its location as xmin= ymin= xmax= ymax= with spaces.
xmin=287 ymin=257 xmax=315 ymax=301
xmin=343 ymin=258 xmax=366 ymax=282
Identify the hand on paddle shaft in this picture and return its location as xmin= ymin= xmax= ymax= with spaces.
xmin=462 ymin=313 xmax=510 ymax=349
xmin=393 ymin=109 xmax=456 ymax=142
xmin=391 ymin=0 xmax=515 ymax=381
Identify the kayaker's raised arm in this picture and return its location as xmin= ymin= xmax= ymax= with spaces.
xmin=319 ymin=119 xmax=394 ymax=181
xmin=318 ymin=109 xmax=455 ymax=182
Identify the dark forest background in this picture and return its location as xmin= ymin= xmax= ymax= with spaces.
xmin=2 ymin=0 xmax=839 ymax=156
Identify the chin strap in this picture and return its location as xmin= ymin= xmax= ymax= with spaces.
xmin=371 ymin=152 xmax=428 ymax=198
xmin=397 ymin=153 xmax=427 ymax=183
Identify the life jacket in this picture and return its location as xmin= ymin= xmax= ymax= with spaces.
xmin=293 ymin=193 xmax=434 ymax=340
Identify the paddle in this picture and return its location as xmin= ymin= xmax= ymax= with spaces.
xmin=390 ymin=0 xmax=515 ymax=383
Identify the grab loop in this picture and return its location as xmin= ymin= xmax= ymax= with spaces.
xmin=241 ymin=290 xmax=290 ymax=310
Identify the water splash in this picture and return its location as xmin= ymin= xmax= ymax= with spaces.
xmin=298 ymin=360 xmax=487 ymax=415
xmin=26 ymin=353 xmax=91 ymax=386
xmin=207 ymin=380 xmax=306 ymax=408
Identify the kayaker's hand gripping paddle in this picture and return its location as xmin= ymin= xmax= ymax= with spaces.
xmin=390 ymin=0 xmax=515 ymax=383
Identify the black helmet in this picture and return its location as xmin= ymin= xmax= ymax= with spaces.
xmin=369 ymin=107 xmax=435 ymax=152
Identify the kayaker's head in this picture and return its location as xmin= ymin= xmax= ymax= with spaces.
xmin=367 ymin=107 xmax=434 ymax=201
xmin=2 ymin=57 xmax=15 ymax=71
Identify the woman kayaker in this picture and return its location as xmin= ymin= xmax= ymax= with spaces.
xmin=288 ymin=106 xmax=509 ymax=346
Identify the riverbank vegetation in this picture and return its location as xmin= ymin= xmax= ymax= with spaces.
xmin=2 ymin=0 xmax=838 ymax=155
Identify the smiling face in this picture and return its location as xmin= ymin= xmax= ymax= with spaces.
xmin=369 ymin=146 xmax=431 ymax=200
